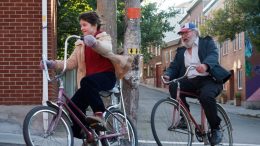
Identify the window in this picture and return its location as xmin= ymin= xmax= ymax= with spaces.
xmin=150 ymin=46 xmax=154 ymax=55
xmin=170 ymin=50 xmax=173 ymax=62
xmin=147 ymin=66 xmax=150 ymax=77
xmin=158 ymin=45 xmax=161 ymax=56
xmin=155 ymin=46 xmax=158 ymax=56
xmin=237 ymin=69 xmax=243 ymax=89
xmin=222 ymin=41 xmax=229 ymax=55
xmin=238 ymin=33 xmax=242 ymax=50
xmin=233 ymin=36 xmax=237 ymax=51
xmin=165 ymin=51 xmax=169 ymax=63
xmin=150 ymin=66 xmax=154 ymax=77
xmin=223 ymin=83 xmax=227 ymax=91
xmin=147 ymin=46 xmax=150 ymax=54
xmin=215 ymin=41 xmax=221 ymax=62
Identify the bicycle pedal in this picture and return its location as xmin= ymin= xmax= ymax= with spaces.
xmin=90 ymin=123 xmax=107 ymax=131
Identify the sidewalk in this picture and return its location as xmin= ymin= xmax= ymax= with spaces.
xmin=141 ymin=83 xmax=260 ymax=118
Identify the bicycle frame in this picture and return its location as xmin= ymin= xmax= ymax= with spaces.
xmin=162 ymin=65 xmax=211 ymax=144
xmin=103 ymin=80 xmax=131 ymax=140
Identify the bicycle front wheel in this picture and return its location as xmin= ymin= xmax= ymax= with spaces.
xmin=104 ymin=109 xmax=138 ymax=146
xmin=23 ymin=106 xmax=73 ymax=146
xmin=151 ymin=98 xmax=193 ymax=146
xmin=214 ymin=104 xmax=233 ymax=146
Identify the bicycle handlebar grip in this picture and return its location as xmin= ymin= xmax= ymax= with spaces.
xmin=42 ymin=55 xmax=51 ymax=81
xmin=80 ymin=35 xmax=84 ymax=40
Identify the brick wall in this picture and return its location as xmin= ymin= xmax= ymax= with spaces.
xmin=0 ymin=0 xmax=57 ymax=105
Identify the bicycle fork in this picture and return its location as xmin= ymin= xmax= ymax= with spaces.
xmin=201 ymin=107 xmax=210 ymax=145
xmin=44 ymin=107 xmax=63 ymax=136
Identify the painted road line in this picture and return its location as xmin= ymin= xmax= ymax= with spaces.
xmin=138 ymin=140 xmax=260 ymax=146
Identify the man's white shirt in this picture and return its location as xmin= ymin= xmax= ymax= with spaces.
xmin=184 ymin=37 xmax=209 ymax=78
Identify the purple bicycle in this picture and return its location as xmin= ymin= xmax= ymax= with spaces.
xmin=22 ymin=35 xmax=137 ymax=146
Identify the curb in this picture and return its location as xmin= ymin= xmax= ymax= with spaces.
xmin=0 ymin=133 xmax=25 ymax=145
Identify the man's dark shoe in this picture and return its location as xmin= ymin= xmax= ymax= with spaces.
xmin=210 ymin=129 xmax=223 ymax=145
xmin=168 ymin=117 xmax=187 ymax=130
xmin=177 ymin=118 xmax=187 ymax=129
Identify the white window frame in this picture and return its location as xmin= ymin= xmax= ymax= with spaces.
xmin=170 ymin=50 xmax=173 ymax=62
xmin=223 ymin=41 xmax=229 ymax=55
xmin=223 ymin=83 xmax=227 ymax=91
xmin=158 ymin=45 xmax=161 ymax=56
xmin=147 ymin=66 xmax=150 ymax=77
xmin=238 ymin=33 xmax=242 ymax=50
xmin=155 ymin=46 xmax=158 ymax=56
xmin=237 ymin=69 xmax=243 ymax=90
xmin=233 ymin=36 xmax=237 ymax=51
xmin=165 ymin=51 xmax=169 ymax=64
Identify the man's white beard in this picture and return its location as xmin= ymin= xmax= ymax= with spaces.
xmin=182 ymin=35 xmax=197 ymax=48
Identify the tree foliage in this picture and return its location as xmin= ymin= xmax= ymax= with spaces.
xmin=200 ymin=0 xmax=260 ymax=51
xmin=141 ymin=3 xmax=178 ymax=62
xmin=57 ymin=0 xmax=96 ymax=59
xmin=117 ymin=2 xmax=178 ymax=62
xmin=57 ymin=1 xmax=178 ymax=60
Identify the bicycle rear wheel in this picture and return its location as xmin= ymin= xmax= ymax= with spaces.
xmin=23 ymin=106 xmax=73 ymax=146
xmin=151 ymin=98 xmax=193 ymax=146
xmin=104 ymin=109 xmax=138 ymax=146
xmin=212 ymin=104 xmax=233 ymax=146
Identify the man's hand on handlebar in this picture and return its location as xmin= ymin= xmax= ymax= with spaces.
xmin=196 ymin=64 xmax=208 ymax=73
xmin=163 ymin=75 xmax=170 ymax=82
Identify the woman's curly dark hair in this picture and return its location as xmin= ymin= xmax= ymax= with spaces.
xmin=79 ymin=11 xmax=102 ymax=30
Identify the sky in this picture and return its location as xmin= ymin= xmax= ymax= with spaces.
xmin=148 ymin=0 xmax=191 ymax=10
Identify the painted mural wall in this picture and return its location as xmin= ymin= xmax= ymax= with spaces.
xmin=245 ymin=32 xmax=260 ymax=101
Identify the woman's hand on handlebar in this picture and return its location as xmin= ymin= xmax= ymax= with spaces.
xmin=40 ymin=60 xmax=56 ymax=70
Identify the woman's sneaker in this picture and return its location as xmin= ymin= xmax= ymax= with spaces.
xmin=86 ymin=112 xmax=107 ymax=131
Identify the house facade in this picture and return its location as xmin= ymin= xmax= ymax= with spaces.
xmin=202 ymin=0 xmax=260 ymax=107
xmin=143 ymin=46 xmax=162 ymax=87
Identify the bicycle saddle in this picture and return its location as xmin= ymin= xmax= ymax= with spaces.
xmin=99 ymin=86 xmax=120 ymax=97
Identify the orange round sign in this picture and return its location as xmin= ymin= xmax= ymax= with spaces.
xmin=127 ymin=8 xmax=141 ymax=19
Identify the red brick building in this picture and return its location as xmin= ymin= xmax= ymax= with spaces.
xmin=143 ymin=46 xmax=162 ymax=87
xmin=0 ymin=0 xmax=57 ymax=105
xmin=161 ymin=38 xmax=181 ymax=88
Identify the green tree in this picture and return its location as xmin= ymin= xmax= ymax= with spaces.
xmin=200 ymin=0 xmax=260 ymax=51
xmin=57 ymin=0 xmax=95 ymax=59
xmin=141 ymin=3 xmax=178 ymax=62
xmin=117 ymin=2 xmax=178 ymax=62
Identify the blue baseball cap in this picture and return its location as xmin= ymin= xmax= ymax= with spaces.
xmin=178 ymin=23 xmax=197 ymax=34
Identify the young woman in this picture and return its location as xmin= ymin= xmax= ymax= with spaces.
xmin=43 ymin=11 xmax=132 ymax=139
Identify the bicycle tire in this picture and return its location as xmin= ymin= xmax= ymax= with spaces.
xmin=213 ymin=104 xmax=233 ymax=146
xmin=23 ymin=106 xmax=74 ymax=146
xmin=151 ymin=98 xmax=193 ymax=146
xmin=104 ymin=109 xmax=138 ymax=146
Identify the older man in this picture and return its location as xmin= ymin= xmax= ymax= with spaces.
xmin=163 ymin=23 xmax=230 ymax=145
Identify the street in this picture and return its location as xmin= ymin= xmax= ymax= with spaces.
xmin=137 ymin=85 xmax=260 ymax=146
xmin=0 ymin=85 xmax=260 ymax=146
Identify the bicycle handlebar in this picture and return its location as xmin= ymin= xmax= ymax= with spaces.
xmin=42 ymin=35 xmax=81 ymax=82
xmin=161 ymin=65 xmax=197 ymax=85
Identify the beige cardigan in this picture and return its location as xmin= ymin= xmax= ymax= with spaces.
xmin=54 ymin=32 xmax=113 ymax=88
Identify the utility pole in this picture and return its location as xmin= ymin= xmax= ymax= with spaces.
xmin=123 ymin=0 xmax=141 ymax=124
xmin=97 ymin=0 xmax=117 ymax=53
